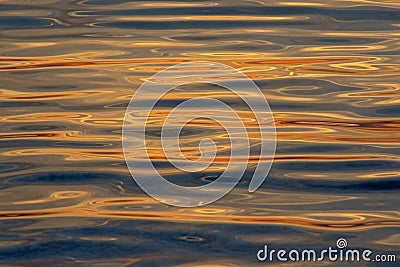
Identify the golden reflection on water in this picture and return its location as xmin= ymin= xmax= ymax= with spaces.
xmin=0 ymin=0 xmax=399 ymax=265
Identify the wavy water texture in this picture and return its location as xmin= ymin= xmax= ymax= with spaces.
xmin=0 ymin=0 xmax=399 ymax=266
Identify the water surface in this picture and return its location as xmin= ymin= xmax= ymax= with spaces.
xmin=0 ymin=0 xmax=399 ymax=266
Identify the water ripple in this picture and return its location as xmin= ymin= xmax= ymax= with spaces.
xmin=0 ymin=0 xmax=399 ymax=265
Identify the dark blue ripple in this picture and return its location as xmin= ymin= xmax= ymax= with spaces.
xmin=0 ymin=17 xmax=55 ymax=28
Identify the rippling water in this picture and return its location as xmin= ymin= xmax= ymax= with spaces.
xmin=0 ymin=0 xmax=399 ymax=266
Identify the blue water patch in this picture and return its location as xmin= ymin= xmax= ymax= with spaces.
xmin=0 ymin=17 xmax=56 ymax=28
